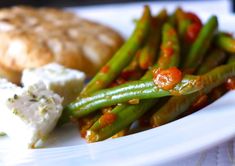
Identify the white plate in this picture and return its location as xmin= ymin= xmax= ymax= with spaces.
xmin=1 ymin=6 xmax=235 ymax=166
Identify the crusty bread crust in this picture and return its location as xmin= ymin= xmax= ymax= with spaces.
xmin=0 ymin=62 xmax=21 ymax=84
xmin=0 ymin=6 xmax=124 ymax=83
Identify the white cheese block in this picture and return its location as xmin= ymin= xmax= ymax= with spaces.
xmin=0 ymin=78 xmax=22 ymax=100
xmin=0 ymin=78 xmax=22 ymax=135
xmin=0 ymin=81 xmax=63 ymax=148
xmin=21 ymin=63 xmax=86 ymax=105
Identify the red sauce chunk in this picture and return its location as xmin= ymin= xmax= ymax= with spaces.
xmin=185 ymin=12 xmax=202 ymax=25
xmin=162 ymin=46 xmax=174 ymax=57
xmin=100 ymin=65 xmax=110 ymax=73
xmin=152 ymin=67 xmax=183 ymax=90
xmin=99 ymin=112 xmax=117 ymax=128
xmin=225 ymin=77 xmax=235 ymax=90
xmin=185 ymin=23 xmax=202 ymax=43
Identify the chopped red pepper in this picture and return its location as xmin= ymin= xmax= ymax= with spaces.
xmin=152 ymin=67 xmax=183 ymax=90
xmin=99 ymin=112 xmax=117 ymax=128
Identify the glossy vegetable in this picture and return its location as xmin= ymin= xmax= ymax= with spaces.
xmin=139 ymin=9 xmax=167 ymax=69
xmin=157 ymin=23 xmax=180 ymax=68
xmin=58 ymin=7 xmax=234 ymax=143
xmin=58 ymin=6 xmax=151 ymax=125
xmin=81 ymin=6 xmax=152 ymax=96
xmin=215 ymin=32 xmax=235 ymax=53
xmin=183 ymin=16 xmax=218 ymax=72
xmin=176 ymin=9 xmax=202 ymax=66
xmin=150 ymin=49 xmax=229 ymax=127
xmin=64 ymin=73 xmax=202 ymax=118
xmin=196 ymin=48 xmax=226 ymax=74
xmin=86 ymin=21 xmax=181 ymax=142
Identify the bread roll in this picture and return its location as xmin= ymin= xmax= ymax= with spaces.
xmin=0 ymin=6 xmax=124 ymax=83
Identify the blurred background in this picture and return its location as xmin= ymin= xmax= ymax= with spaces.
xmin=0 ymin=0 xmax=234 ymax=11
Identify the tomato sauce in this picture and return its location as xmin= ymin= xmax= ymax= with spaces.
xmin=162 ymin=46 xmax=174 ymax=57
xmin=99 ymin=112 xmax=117 ymax=128
xmin=100 ymin=65 xmax=110 ymax=73
xmin=190 ymin=94 xmax=208 ymax=112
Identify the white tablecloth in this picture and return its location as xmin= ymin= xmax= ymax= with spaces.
xmin=162 ymin=139 xmax=235 ymax=166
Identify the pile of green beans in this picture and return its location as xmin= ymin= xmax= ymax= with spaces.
xmin=58 ymin=6 xmax=235 ymax=143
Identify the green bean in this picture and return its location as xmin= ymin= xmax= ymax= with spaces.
xmin=58 ymin=6 xmax=151 ymax=126
xmin=89 ymin=63 xmax=235 ymax=141
xmin=183 ymin=16 xmax=218 ymax=72
xmin=138 ymin=20 xmax=158 ymax=70
xmin=167 ymin=7 xmax=182 ymax=26
xmin=149 ymin=17 xmax=219 ymax=128
xmin=87 ymin=20 xmax=180 ymax=142
xmin=139 ymin=9 xmax=167 ymax=69
xmin=197 ymin=48 xmax=226 ymax=74
xmin=88 ymin=63 xmax=235 ymax=142
xmin=87 ymin=100 xmax=154 ymax=142
xmin=175 ymin=9 xmax=191 ymax=67
xmin=77 ymin=8 xmax=166 ymax=136
xmin=81 ymin=6 xmax=152 ymax=96
xmin=215 ymin=32 xmax=235 ymax=53
xmin=150 ymin=49 xmax=230 ymax=127
xmin=157 ymin=23 xmax=180 ymax=68
xmin=65 ymin=74 xmax=202 ymax=118
xmin=176 ymin=8 xmax=190 ymax=38
xmin=228 ymin=54 xmax=235 ymax=64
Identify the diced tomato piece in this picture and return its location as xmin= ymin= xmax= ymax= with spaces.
xmin=152 ymin=67 xmax=183 ymax=90
xmin=185 ymin=23 xmax=202 ymax=43
xmin=185 ymin=12 xmax=202 ymax=26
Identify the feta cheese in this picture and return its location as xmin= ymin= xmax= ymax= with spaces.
xmin=0 ymin=78 xmax=22 ymax=100
xmin=21 ymin=63 xmax=86 ymax=105
xmin=0 ymin=81 xmax=63 ymax=148
xmin=0 ymin=78 xmax=22 ymax=135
